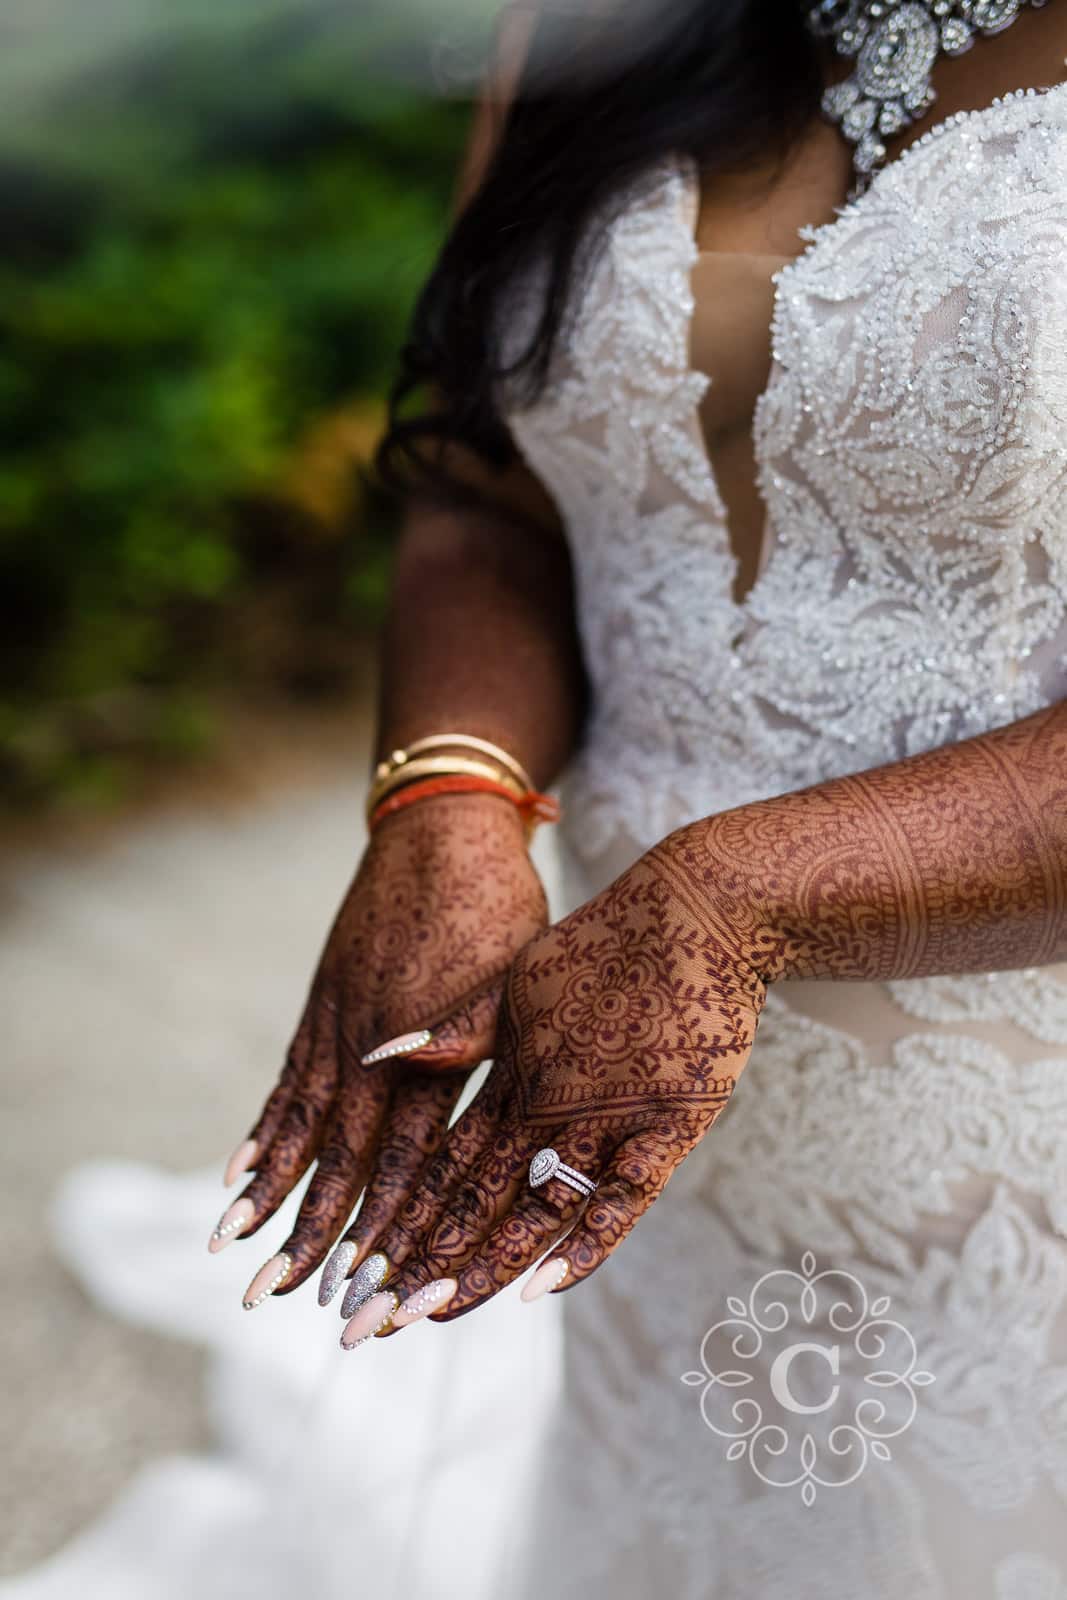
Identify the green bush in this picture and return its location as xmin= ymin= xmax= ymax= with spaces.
xmin=0 ymin=3 xmax=471 ymax=805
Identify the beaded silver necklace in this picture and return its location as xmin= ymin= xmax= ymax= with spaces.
xmin=807 ymin=0 xmax=1052 ymax=186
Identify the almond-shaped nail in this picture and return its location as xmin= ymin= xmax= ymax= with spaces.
xmin=361 ymin=1029 xmax=432 ymax=1066
xmin=521 ymin=1258 xmax=569 ymax=1303
xmin=208 ymin=1198 xmax=254 ymax=1254
xmin=242 ymin=1252 xmax=292 ymax=1310
xmin=340 ymin=1251 xmax=389 ymax=1318
xmin=340 ymin=1290 xmax=399 ymax=1350
xmin=318 ymin=1239 xmax=357 ymax=1307
xmin=391 ymin=1278 xmax=458 ymax=1327
xmin=223 ymin=1139 xmax=258 ymax=1188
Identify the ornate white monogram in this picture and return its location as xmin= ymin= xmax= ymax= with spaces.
xmin=681 ymin=1249 xmax=936 ymax=1506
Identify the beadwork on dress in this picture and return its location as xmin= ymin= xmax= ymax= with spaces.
xmin=496 ymin=81 xmax=1067 ymax=1598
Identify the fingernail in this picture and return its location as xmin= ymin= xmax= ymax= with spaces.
xmin=340 ymin=1290 xmax=399 ymax=1350
xmin=361 ymin=1029 xmax=432 ymax=1065
xmin=208 ymin=1198 xmax=254 ymax=1254
xmin=242 ymin=1252 xmax=292 ymax=1310
xmin=521 ymin=1258 xmax=569 ymax=1303
xmin=318 ymin=1239 xmax=357 ymax=1307
xmin=340 ymin=1251 xmax=389 ymax=1318
xmin=223 ymin=1139 xmax=258 ymax=1187
xmin=391 ymin=1278 xmax=458 ymax=1327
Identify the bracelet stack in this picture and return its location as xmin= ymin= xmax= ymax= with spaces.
xmin=366 ymin=734 xmax=560 ymax=839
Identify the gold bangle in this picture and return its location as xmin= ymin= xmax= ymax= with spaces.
xmin=373 ymin=734 xmax=534 ymax=796
xmin=365 ymin=754 xmax=526 ymax=821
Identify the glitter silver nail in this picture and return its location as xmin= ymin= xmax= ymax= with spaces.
xmin=340 ymin=1250 xmax=389 ymax=1318
xmin=318 ymin=1239 xmax=357 ymax=1307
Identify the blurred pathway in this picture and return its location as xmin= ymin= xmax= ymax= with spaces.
xmin=0 ymin=737 xmax=371 ymax=1574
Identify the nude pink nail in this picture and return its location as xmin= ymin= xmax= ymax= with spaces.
xmin=242 ymin=1252 xmax=292 ymax=1310
xmin=521 ymin=1258 xmax=569 ymax=1303
xmin=361 ymin=1029 xmax=432 ymax=1065
xmin=208 ymin=1198 xmax=254 ymax=1254
xmin=340 ymin=1290 xmax=399 ymax=1350
xmin=391 ymin=1278 xmax=458 ymax=1327
xmin=223 ymin=1139 xmax=257 ymax=1187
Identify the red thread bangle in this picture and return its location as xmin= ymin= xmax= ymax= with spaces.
xmin=368 ymin=773 xmax=561 ymax=834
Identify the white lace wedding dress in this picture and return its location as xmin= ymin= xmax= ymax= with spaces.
xmin=10 ymin=83 xmax=1067 ymax=1600
xmin=498 ymin=82 xmax=1067 ymax=1599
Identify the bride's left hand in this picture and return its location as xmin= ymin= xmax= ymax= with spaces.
xmin=346 ymin=829 xmax=768 ymax=1336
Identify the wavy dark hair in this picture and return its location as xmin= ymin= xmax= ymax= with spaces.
xmin=373 ymin=0 xmax=823 ymax=514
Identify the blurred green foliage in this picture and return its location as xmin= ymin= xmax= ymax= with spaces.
xmin=0 ymin=2 xmax=472 ymax=807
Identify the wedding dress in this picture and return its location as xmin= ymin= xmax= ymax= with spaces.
xmin=10 ymin=82 xmax=1067 ymax=1600
xmin=495 ymin=82 xmax=1067 ymax=1598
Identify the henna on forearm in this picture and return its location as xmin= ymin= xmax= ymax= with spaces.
xmin=666 ymin=697 xmax=1067 ymax=986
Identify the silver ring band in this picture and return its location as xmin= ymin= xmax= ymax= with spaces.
xmin=529 ymin=1147 xmax=598 ymax=1197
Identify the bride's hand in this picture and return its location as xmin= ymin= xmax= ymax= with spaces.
xmin=210 ymin=792 xmax=548 ymax=1303
xmin=347 ymin=827 xmax=767 ymax=1337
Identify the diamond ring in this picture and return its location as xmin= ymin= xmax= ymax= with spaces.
xmin=529 ymin=1147 xmax=597 ymax=1197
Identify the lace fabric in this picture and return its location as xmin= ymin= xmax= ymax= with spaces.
xmin=496 ymin=85 xmax=1067 ymax=1597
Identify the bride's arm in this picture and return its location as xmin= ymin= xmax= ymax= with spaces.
xmin=665 ymin=695 xmax=1067 ymax=990
xmin=340 ymin=697 xmax=1066 ymax=1335
xmin=214 ymin=2 xmax=587 ymax=1305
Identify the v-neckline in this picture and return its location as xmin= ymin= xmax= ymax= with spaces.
xmin=673 ymin=79 xmax=1067 ymax=621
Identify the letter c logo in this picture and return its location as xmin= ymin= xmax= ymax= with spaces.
xmin=769 ymin=1341 xmax=841 ymax=1415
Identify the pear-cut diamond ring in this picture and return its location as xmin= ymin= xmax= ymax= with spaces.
xmin=529 ymin=1148 xmax=598 ymax=1197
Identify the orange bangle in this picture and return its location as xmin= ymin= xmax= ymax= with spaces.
xmin=368 ymin=773 xmax=561 ymax=835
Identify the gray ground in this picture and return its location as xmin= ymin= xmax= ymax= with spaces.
xmin=0 ymin=716 xmax=373 ymax=1575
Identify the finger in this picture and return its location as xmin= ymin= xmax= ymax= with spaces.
xmin=318 ymin=1070 xmax=465 ymax=1306
xmin=235 ymin=1008 xmax=341 ymax=1236
xmin=385 ymin=1120 xmax=617 ymax=1318
xmin=359 ymin=1066 xmax=512 ymax=1288
xmin=360 ymin=976 xmax=506 ymax=1072
xmin=223 ymin=995 xmax=321 ymax=1184
xmin=272 ymin=1132 xmax=368 ymax=1293
xmin=502 ymin=1125 xmax=689 ymax=1305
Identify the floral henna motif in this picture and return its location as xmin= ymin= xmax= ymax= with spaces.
xmin=375 ymin=858 xmax=757 ymax=1319
xmin=374 ymin=699 xmax=1067 ymax=1327
xmin=223 ymin=792 xmax=548 ymax=1294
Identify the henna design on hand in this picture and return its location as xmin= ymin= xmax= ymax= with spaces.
xmin=225 ymin=792 xmax=548 ymax=1292
xmin=368 ymin=700 xmax=1067 ymax=1327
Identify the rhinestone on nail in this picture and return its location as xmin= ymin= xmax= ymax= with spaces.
xmin=400 ymin=1280 xmax=454 ymax=1318
xmin=361 ymin=1029 xmax=433 ymax=1065
xmin=340 ymin=1291 xmax=400 ymax=1350
xmin=242 ymin=1253 xmax=293 ymax=1310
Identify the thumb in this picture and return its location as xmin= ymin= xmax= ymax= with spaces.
xmin=361 ymin=974 xmax=507 ymax=1073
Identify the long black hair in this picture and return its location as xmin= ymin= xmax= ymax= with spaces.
xmin=373 ymin=0 xmax=823 ymax=512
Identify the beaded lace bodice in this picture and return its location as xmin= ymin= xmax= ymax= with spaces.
xmin=498 ymin=84 xmax=1067 ymax=864
xmin=497 ymin=85 xmax=1067 ymax=1600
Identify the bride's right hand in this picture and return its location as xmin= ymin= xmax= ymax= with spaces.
xmin=210 ymin=791 xmax=548 ymax=1306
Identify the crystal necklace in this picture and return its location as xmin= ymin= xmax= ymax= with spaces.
xmin=807 ymin=0 xmax=1053 ymax=187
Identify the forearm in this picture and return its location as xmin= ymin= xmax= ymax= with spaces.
xmin=671 ymin=698 xmax=1067 ymax=984
xmin=374 ymin=497 xmax=587 ymax=789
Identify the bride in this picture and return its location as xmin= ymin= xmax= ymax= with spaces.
xmin=64 ymin=1 xmax=1067 ymax=1595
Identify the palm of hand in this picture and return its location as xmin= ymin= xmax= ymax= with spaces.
xmin=371 ymin=846 xmax=766 ymax=1319
xmin=226 ymin=794 xmax=547 ymax=1291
